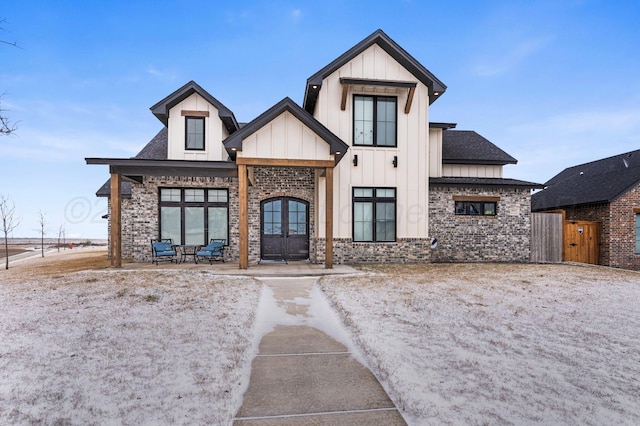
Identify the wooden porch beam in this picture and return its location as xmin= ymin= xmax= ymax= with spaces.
xmin=235 ymin=157 xmax=335 ymax=168
xmin=109 ymin=173 xmax=122 ymax=268
xmin=238 ymin=164 xmax=249 ymax=269
xmin=325 ymin=167 xmax=333 ymax=269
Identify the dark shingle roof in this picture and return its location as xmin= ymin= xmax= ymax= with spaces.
xmin=134 ymin=127 xmax=168 ymax=160
xmin=532 ymin=149 xmax=640 ymax=211
xmin=96 ymin=128 xmax=168 ymax=197
xmin=442 ymin=130 xmax=517 ymax=165
xmin=430 ymin=177 xmax=542 ymax=189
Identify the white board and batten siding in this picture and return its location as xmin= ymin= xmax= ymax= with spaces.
xmin=237 ymin=111 xmax=332 ymax=161
xmin=313 ymin=44 xmax=432 ymax=239
xmin=166 ymin=93 xmax=230 ymax=162
xmin=442 ymin=164 xmax=504 ymax=178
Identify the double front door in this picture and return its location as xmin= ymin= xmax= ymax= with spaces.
xmin=261 ymin=197 xmax=309 ymax=261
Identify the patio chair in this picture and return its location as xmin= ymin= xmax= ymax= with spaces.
xmin=151 ymin=239 xmax=178 ymax=264
xmin=196 ymin=239 xmax=226 ymax=264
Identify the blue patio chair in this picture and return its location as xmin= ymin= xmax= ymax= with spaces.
xmin=196 ymin=239 xmax=225 ymax=264
xmin=151 ymin=239 xmax=177 ymax=264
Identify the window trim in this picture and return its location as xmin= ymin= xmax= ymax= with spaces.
xmin=352 ymin=187 xmax=397 ymax=242
xmin=352 ymin=94 xmax=397 ymax=147
xmin=185 ymin=116 xmax=206 ymax=151
xmin=635 ymin=211 xmax=640 ymax=254
xmin=158 ymin=188 xmax=229 ymax=246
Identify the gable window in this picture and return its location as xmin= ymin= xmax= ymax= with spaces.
xmin=353 ymin=187 xmax=396 ymax=242
xmin=185 ymin=117 xmax=205 ymax=150
xmin=353 ymin=95 xmax=397 ymax=147
xmin=455 ymin=201 xmax=497 ymax=216
xmin=159 ymin=188 xmax=228 ymax=245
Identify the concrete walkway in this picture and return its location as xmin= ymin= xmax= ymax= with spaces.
xmin=233 ymin=277 xmax=407 ymax=425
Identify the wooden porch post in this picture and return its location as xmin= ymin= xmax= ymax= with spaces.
xmin=238 ymin=164 xmax=249 ymax=269
xmin=110 ymin=172 xmax=122 ymax=268
xmin=325 ymin=167 xmax=333 ymax=269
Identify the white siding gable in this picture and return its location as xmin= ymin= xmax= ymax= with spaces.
xmin=167 ymin=93 xmax=229 ymax=161
xmin=237 ymin=111 xmax=332 ymax=161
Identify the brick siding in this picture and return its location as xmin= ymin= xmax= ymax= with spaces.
xmin=429 ymin=186 xmax=532 ymax=262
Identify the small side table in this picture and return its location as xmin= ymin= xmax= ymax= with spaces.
xmin=177 ymin=245 xmax=199 ymax=264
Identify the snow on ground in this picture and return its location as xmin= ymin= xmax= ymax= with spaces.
xmin=0 ymin=260 xmax=261 ymax=425
xmin=319 ymin=263 xmax=640 ymax=425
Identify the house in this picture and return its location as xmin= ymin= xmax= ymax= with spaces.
xmin=87 ymin=29 xmax=540 ymax=268
xmin=532 ymin=149 xmax=640 ymax=270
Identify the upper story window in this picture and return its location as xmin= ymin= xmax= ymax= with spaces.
xmin=185 ymin=116 xmax=205 ymax=150
xmin=353 ymin=95 xmax=397 ymax=147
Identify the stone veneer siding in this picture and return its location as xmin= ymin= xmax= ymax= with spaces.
xmin=562 ymin=181 xmax=640 ymax=270
xmin=312 ymin=238 xmax=431 ymax=264
xmin=429 ymin=186 xmax=532 ymax=262
xmin=120 ymin=176 xmax=239 ymax=263
xmin=247 ymin=167 xmax=316 ymax=264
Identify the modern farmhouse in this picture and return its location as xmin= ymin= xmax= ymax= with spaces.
xmin=87 ymin=29 xmax=540 ymax=268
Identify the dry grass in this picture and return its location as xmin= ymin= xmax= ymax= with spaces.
xmin=2 ymin=248 xmax=111 ymax=279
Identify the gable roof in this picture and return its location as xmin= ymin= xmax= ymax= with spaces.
xmin=532 ymin=149 xmax=640 ymax=211
xmin=223 ymin=97 xmax=349 ymax=164
xmin=303 ymin=29 xmax=447 ymax=114
xmin=442 ymin=130 xmax=517 ymax=165
xmin=150 ymin=80 xmax=239 ymax=134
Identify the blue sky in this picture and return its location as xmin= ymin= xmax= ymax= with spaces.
xmin=1 ymin=0 xmax=639 ymax=238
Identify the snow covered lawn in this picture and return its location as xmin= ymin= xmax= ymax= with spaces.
xmin=0 ymin=254 xmax=261 ymax=425
xmin=320 ymin=263 xmax=640 ymax=425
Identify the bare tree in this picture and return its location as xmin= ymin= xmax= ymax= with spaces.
xmin=1 ymin=195 xmax=20 ymax=269
xmin=1 ymin=18 xmax=19 ymax=136
xmin=38 ymin=210 xmax=46 ymax=257
xmin=57 ymin=224 xmax=65 ymax=252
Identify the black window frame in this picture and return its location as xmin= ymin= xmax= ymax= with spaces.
xmin=352 ymin=187 xmax=397 ymax=242
xmin=352 ymin=95 xmax=397 ymax=147
xmin=158 ymin=188 xmax=229 ymax=246
xmin=454 ymin=201 xmax=497 ymax=216
xmin=185 ymin=116 xmax=205 ymax=151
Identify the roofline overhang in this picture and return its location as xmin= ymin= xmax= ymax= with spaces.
xmin=303 ymin=29 xmax=447 ymax=114
xmin=429 ymin=177 xmax=544 ymax=189
xmin=85 ymin=158 xmax=238 ymax=178
xmin=430 ymin=122 xmax=457 ymax=129
xmin=442 ymin=159 xmax=518 ymax=166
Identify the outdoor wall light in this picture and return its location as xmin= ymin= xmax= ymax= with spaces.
xmin=393 ymin=155 xmax=398 ymax=168
xmin=353 ymin=154 xmax=358 ymax=166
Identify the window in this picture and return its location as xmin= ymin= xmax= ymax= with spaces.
xmin=159 ymin=188 xmax=228 ymax=245
xmin=455 ymin=201 xmax=497 ymax=216
xmin=185 ymin=117 xmax=205 ymax=150
xmin=353 ymin=95 xmax=397 ymax=147
xmin=353 ymin=187 xmax=396 ymax=242
xmin=636 ymin=213 xmax=640 ymax=254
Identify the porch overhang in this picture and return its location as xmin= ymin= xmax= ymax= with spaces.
xmin=86 ymin=158 xmax=238 ymax=181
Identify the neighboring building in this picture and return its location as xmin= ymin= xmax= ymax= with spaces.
xmin=532 ymin=149 xmax=640 ymax=270
xmin=88 ymin=29 xmax=540 ymax=268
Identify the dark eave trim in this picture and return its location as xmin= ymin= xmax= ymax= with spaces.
xmin=429 ymin=177 xmax=544 ymax=189
xmin=339 ymin=78 xmax=417 ymax=88
xmin=430 ymin=122 xmax=457 ymax=129
xmin=86 ymin=158 xmax=238 ymax=178
xmin=149 ymin=80 xmax=239 ymax=134
xmin=443 ymin=159 xmax=518 ymax=166
xmin=304 ymin=29 xmax=447 ymax=114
